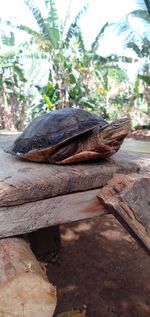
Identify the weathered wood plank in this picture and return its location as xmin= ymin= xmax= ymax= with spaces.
xmin=0 ymin=189 xmax=108 ymax=238
xmin=98 ymin=174 xmax=150 ymax=249
xmin=0 ymin=135 xmax=145 ymax=207
xmin=0 ymin=135 xmax=149 ymax=240
xmin=0 ymin=237 xmax=56 ymax=317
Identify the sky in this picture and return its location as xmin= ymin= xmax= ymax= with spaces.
xmin=0 ymin=0 xmax=142 ymax=56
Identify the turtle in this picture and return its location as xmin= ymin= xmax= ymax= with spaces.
xmin=7 ymin=108 xmax=130 ymax=164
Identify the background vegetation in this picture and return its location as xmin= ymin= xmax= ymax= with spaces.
xmin=0 ymin=0 xmax=150 ymax=131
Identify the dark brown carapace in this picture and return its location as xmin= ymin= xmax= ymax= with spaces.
xmin=7 ymin=108 xmax=130 ymax=164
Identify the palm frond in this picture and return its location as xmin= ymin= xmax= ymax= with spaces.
xmin=46 ymin=28 xmax=60 ymax=48
xmin=16 ymin=24 xmax=51 ymax=50
xmin=0 ymin=47 xmax=19 ymax=59
xmin=91 ymin=23 xmax=108 ymax=52
xmin=61 ymin=0 xmax=72 ymax=36
xmin=127 ymin=42 xmax=142 ymax=56
xmin=13 ymin=64 xmax=27 ymax=82
xmin=23 ymin=0 xmax=46 ymax=32
xmin=65 ymin=22 xmax=76 ymax=43
xmin=138 ymin=74 xmax=150 ymax=85
xmin=93 ymin=54 xmax=108 ymax=63
xmin=23 ymin=0 xmax=60 ymax=48
xmin=17 ymin=24 xmax=40 ymax=38
xmin=1 ymin=31 xmax=15 ymax=46
xmin=130 ymin=9 xmax=150 ymax=21
xmin=21 ymin=47 xmax=49 ymax=59
xmin=65 ymin=22 xmax=85 ymax=52
xmin=111 ymin=18 xmax=142 ymax=44
xmin=74 ymin=2 xmax=90 ymax=24
xmin=128 ymin=10 xmax=150 ymax=41
xmin=128 ymin=38 xmax=150 ymax=57
xmin=45 ymin=0 xmax=59 ymax=29
xmin=106 ymin=0 xmax=150 ymax=48
xmin=144 ymin=0 xmax=150 ymax=15
xmin=76 ymin=26 xmax=85 ymax=52
xmin=66 ymin=2 xmax=89 ymax=42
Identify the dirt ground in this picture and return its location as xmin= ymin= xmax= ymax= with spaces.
xmin=128 ymin=129 xmax=150 ymax=141
xmin=48 ymin=214 xmax=150 ymax=317
xmin=47 ymin=129 xmax=150 ymax=317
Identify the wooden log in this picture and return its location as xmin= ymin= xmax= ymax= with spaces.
xmin=0 ymin=237 xmax=57 ymax=317
xmin=0 ymin=189 xmax=108 ymax=238
xmin=98 ymin=174 xmax=150 ymax=249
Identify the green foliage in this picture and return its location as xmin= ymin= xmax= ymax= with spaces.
xmin=138 ymin=74 xmax=150 ymax=85
xmin=0 ymin=45 xmax=27 ymax=100
xmin=19 ymin=0 xmax=60 ymax=50
xmin=65 ymin=2 xmax=89 ymax=45
xmin=1 ymin=31 xmax=15 ymax=46
xmin=46 ymin=0 xmax=59 ymax=29
xmin=0 ymin=0 xmax=150 ymax=129
xmin=91 ymin=23 xmax=109 ymax=52
xmin=28 ymin=81 xmax=60 ymax=119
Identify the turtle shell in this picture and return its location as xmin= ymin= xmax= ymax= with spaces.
xmin=8 ymin=108 xmax=108 ymax=162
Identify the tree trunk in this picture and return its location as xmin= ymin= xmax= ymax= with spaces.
xmin=2 ymin=82 xmax=14 ymax=130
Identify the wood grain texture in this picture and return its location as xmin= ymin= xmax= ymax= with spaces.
xmin=0 ymin=237 xmax=56 ymax=317
xmin=0 ymin=189 xmax=107 ymax=238
xmin=98 ymin=174 xmax=150 ymax=249
xmin=0 ymin=135 xmax=149 ymax=238
xmin=0 ymin=135 xmax=145 ymax=207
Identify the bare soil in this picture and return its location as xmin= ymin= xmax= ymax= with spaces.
xmin=128 ymin=129 xmax=150 ymax=141
xmin=48 ymin=215 xmax=150 ymax=317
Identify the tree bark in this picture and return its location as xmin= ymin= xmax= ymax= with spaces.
xmin=98 ymin=174 xmax=150 ymax=249
xmin=0 ymin=237 xmax=57 ymax=317
xmin=2 ymin=82 xmax=13 ymax=130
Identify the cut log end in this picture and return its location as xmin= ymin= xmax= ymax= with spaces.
xmin=0 ymin=237 xmax=57 ymax=317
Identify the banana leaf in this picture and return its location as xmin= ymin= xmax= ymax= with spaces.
xmin=138 ymin=74 xmax=150 ymax=85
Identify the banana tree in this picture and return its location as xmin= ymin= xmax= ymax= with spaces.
xmin=8 ymin=0 xmax=110 ymax=111
xmin=0 ymin=32 xmax=32 ymax=130
xmin=13 ymin=0 xmax=91 ymax=108
xmin=108 ymin=0 xmax=150 ymax=45
xmin=3 ymin=0 xmax=128 ymax=119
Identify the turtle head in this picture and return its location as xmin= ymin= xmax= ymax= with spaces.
xmin=100 ymin=117 xmax=131 ymax=151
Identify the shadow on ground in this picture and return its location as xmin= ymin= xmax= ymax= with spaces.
xmin=48 ymin=214 xmax=150 ymax=317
